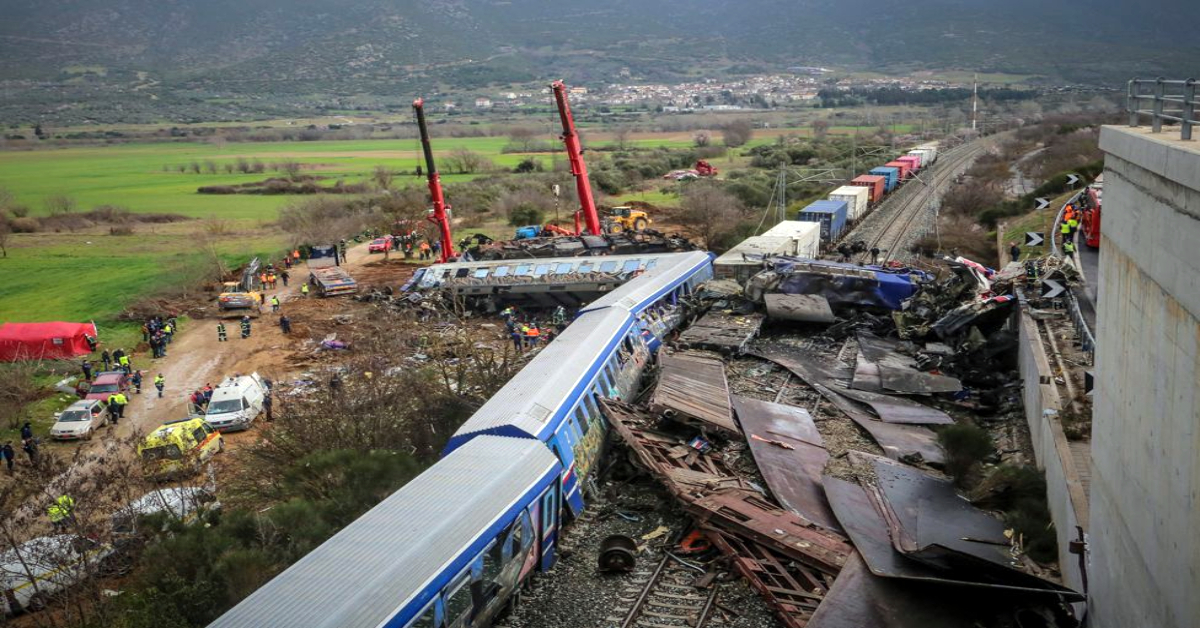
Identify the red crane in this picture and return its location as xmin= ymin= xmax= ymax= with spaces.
xmin=551 ymin=80 xmax=603 ymax=236
xmin=413 ymin=98 xmax=455 ymax=262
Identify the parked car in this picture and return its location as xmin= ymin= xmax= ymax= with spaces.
xmin=203 ymin=373 xmax=268 ymax=432
xmin=0 ymin=535 xmax=116 ymax=615
xmin=84 ymin=371 xmax=129 ymax=403
xmin=49 ymin=400 xmax=108 ymax=441
xmin=368 ymin=236 xmax=394 ymax=253
xmin=112 ymin=486 xmax=220 ymax=537
xmin=138 ymin=417 xmax=224 ymax=478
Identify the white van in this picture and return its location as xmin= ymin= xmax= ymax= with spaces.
xmin=203 ymin=373 xmax=268 ymax=432
xmin=0 ymin=535 xmax=115 ymax=615
xmin=112 ymin=486 xmax=220 ymax=536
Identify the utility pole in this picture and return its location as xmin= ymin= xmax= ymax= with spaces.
xmin=972 ymin=73 xmax=979 ymax=132
xmin=775 ymin=165 xmax=788 ymax=224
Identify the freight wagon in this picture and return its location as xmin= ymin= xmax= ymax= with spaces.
xmin=797 ymin=200 xmax=848 ymax=243
xmin=828 ymin=185 xmax=869 ymax=221
xmin=870 ymin=167 xmax=900 ymax=192
xmin=885 ymin=160 xmax=912 ymax=180
xmin=851 ymin=175 xmax=887 ymax=204
xmin=715 ymin=221 xmax=822 ymax=284
xmin=897 ymin=155 xmax=921 ymax=175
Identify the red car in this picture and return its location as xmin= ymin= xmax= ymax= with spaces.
xmin=84 ymin=371 xmax=130 ymax=402
xmin=368 ymin=236 xmax=394 ymax=253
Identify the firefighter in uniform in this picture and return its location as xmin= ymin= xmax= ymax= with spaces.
xmin=217 ymin=322 xmax=227 ymax=342
xmin=48 ymin=495 xmax=75 ymax=531
xmin=240 ymin=315 xmax=252 ymax=339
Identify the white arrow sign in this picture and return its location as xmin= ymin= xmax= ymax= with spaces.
xmin=1041 ymin=279 xmax=1066 ymax=299
xmin=1066 ymin=174 xmax=1081 ymax=186
xmin=1035 ymin=197 xmax=1050 ymax=210
xmin=1025 ymin=232 xmax=1044 ymax=247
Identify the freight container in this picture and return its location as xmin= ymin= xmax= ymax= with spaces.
xmin=914 ymin=143 xmax=938 ymax=163
xmin=870 ymin=167 xmax=899 ymax=192
xmin=907 ymin=149 xmax=932 ymax=168
xmin=828 ymin=185 xmax=869 ymax=221
xmin=714 ymin=222 xmax=821 ymax=284
xmin=851 ymin=175 xmax=887 ymax=203
xmin=885 ymin=160 xmax=912 ymax=180
xmin=897 ymin=155 xmax=921 ymax=174
xmin=797 ymin=200 xmax=848 ymax=243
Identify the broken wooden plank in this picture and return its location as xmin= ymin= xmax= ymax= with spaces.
xmin=707 ymin=531 xmax=833 ymax=628
xmin=731 ymin=395 xmax=841 ymax=533
xmin=678 ymin=311 xmax=765 ymax=354
xmin=650 ymin=353 xmax=739 ymax=436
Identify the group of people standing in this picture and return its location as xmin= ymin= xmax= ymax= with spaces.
xmin=142 ymin=316 xmax=176 ymax=359
xmin=501 ymin=305 xmax=567 ymax=352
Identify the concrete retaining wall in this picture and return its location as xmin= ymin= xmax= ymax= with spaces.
xmin=1014 ymin=298 xmax=1088 ymax=595
xmin=1088 ymin=126 xmax=1200 ymax=628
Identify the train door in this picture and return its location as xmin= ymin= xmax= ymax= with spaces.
xmin=538 ymin=485 xmax=560 ymax=571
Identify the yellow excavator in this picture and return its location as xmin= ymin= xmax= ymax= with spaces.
xmin=604 ymin=206 xmax=652 ymax=233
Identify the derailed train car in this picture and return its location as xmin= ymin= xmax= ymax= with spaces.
xmin=209 ymin=250 xmax=714 ymax=628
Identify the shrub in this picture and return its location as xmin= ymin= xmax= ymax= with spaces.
xmin=971 ymin=465 xmax=1057 ymax=563
xmin=508 ymin=204 xmax=544 ymax=226
xmin=937 ymin=423 xmax=994 ymax=487
xmin=9 ymin=217 xmax=38 ymax=233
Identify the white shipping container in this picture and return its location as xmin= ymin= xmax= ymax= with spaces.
xmin=714 ymin=223 xmax=821 ymax=284
xmin=828 ymin=186 xmax=870 ymax=221
xmin=914 ymin=143 xmax=939 ymax=163
xmin=906 ymin=150 xmax=927 ymax=168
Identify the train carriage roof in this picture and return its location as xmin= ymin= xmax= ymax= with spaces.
xmin=577 ymin=251 xmax=712 ymax=315
xmin=210 ymin=436 xmax=559 ymax=628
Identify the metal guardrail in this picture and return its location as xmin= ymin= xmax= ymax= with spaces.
xmin=1127 ymin=78 xmax=1198 ymax=140
xmin=1065 ymin=290 xmax=1096 ymax=360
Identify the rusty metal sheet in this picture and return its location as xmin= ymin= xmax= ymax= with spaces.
xmin=750 ymin=347 xmax=945 ymax=465
xmin=828 ymin=382 xmax=955 ymax=425
xmin=807 ymin=553 xmax=1063 ymax=628
xmin=687 ymin=489 xmax=851 ymax=575
xmin=824 ymin=464 xmax=1082 ymax=599
xmin=707 ymin=531 xmax=832 ymax=628
xmin=850 ymin=351 xmax=883 ymax=393
xmin=857 ymin=332 xmax=962 ymax=395
xmin=678 ymin=311 xmax=764 ymax=354
xmin=765 ymin=294 xmax=836 ymax=323
xmin=731 ymin=395 xmax=841 ymax=532
xmin=650 ymin=353 xmax=739 ymax=436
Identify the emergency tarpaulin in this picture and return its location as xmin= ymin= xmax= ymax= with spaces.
xmin=768 ymin=258 xmax=928 ymax=311
xmin=0 ymin=322 xmax=97 ymax=362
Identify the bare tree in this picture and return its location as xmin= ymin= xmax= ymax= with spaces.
xmin=0 ymin=217 xmax=10 ymax=258
xmin=372 ymin=166 xmax=395 ymax=191
xmin=693 ymin=131 xmax=712 ymax=148
xmin=44 ymin=194 xmax=76 ymax=215
xmin=507 ymin=127 xmax=537 ymax=152
xmin=613 ymin=127 xmax=631 ymax=150
xmin=677 ymin=181 xmax=745 ymax=249
xmin=811 ymin=119 xmax=831 ymax=140
xmin=443 ymin=149 xmax=492 ymax=174
xmin=280 ymin=160 xmax=303 ymax=180
xmin=722 ymin=120 xmax=753 ymax=147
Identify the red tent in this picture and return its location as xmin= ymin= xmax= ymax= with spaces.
xmin=0 ymin=322 xmax=97 ymax=362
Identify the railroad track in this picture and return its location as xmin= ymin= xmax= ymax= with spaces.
xmin=849 ymin=139 xmax=990 ymax=263
xmin=603 ymin=554 xmax=720 ymax=628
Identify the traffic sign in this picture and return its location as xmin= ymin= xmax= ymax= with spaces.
xmin=1066 ymin=174 xmax=1081 ymax=186
xmin=1025 ymin=232 xmax=1045 ymax=247
xmin=1035 ymin=197 xmax=1050 ymax=210
xmin=1041 ymin=279 xmax=1066 ymax=299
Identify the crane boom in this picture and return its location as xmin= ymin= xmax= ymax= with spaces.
xmin=413 ymin=98 xmax=455 ymax=262
xmin=551 ymin=80 xmax=603 ymax=236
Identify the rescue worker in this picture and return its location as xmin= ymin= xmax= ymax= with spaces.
xmin=1060 ymin=219 xmax=1072 ymax=244
xmin=1 ymin=442 xmax=13 ymax=474
xmin=525 ymin=324 xmax=540 ymax=349
xmin=836 ymin=243 xmax=852 ymax=263
xmin=47 ymin=495 xmax=75 ymax=531
xmin=552 ymin=306 xmax=566 ymax=328
xmin=279 ymin=315 xmax=292 ymax=335
xmin=1067 ymin=214 xmax=1080 ymax=238
xmin=301 ymin=283 xmax=310 ymax=297
xmin=280 ymin=269 xmax=290 ymax=287
xmin=1010 ymin=242 xmax=1021 ymax=263
xmin=240 ymin=315 xmax=252 ymax=339
xmin=118 ymin=353 xmax=131 ymax=373
xmin=81 ymin=359 xmax=93 ymax=382
xmin=268 ymin=273 xmax=277 ymax=289
xmin=271 ymin=295 xmax=281 ymax=313
xmin=1063 ymin=239 xmax=1076 ymax=256
xmin=20 ymin=422 xmax=33 ymax=443
xmin=101 ymin=349 xmax=112 ymax=371
xmin=870 ymin=247 xmax=881 ymax=265
xmin=109 ymin=391 xmax=127 ymax=423
xmin=292 ymin=248 xmax=301 ymax=262
xmin=131 ymin=370 xmax=143 ymax=394
xmin=154 ymin=373 xmax=165 ymax=398
xmin=217 ymin=322 xmax=228 ymax=342
xmin=163 ymin=322 xmax=174 ymax=344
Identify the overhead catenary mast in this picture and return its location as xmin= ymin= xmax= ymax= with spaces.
xmin=413 ymin=98 xmax=455 ymax=262
xmin=972 ymin=73 xmax=978 ymax=132
xmin=551 ymin=80 xmax=603 ymax=236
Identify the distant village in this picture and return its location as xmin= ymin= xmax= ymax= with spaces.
xmin=444 ymin=71 xmax=973 ymax=113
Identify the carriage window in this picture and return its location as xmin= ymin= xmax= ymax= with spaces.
xmin=574 ymin=407 xmax=590 ymax=436
xmin=646 ymin=259 xmax=658 ymax=269
xmin=455 ymin=268 xmax=470 ymax=278
xmin=599 ymin=261 xmax=618 ymax=273
xmin=444 ymin=574 xmax=473 ymax=624
xmin=473 ymin=268 xmax=490 ymax=279
xmin=578 ymin=263 xmax=594 ymax=273
xmin=406 ymin=603 xmax=436 ymax=628
xmin=515 ymin=264 xmax=533 ymax=276
xmin=505 ymin=517 xmax=525 ymax=561
xmin=494 ymin=266 xmax=510 ymax=277
xmin=482 ymin=541 xmax=502 ymax=587
xmin=555 ymin=263 xmax=573 ymax=275
xmin=584 ymin=394 xmax=601 ymax=420
xmin=622 ymin=260 xmax=641 ymax=273
xmin=533 ymin=264 xmax=550 ymax=277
